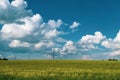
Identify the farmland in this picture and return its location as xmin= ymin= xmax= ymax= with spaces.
xmin=0 ymin=60 xmax=120 ymax=80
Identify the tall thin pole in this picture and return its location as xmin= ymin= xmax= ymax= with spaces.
xmin=28 ymin=54 xmax=30 ymax=60
xmin=53 ymin=51 xmax=54 ymax=61
xmin=15 ymin=56 xmax=16 ymax=60
xmin=52 ymin=51 xmax=55 ymax=69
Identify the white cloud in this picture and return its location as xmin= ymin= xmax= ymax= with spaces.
xmin=9 ymin=40 xmax=31 ymax=48
xmin=110 ymin=50 xmax=120 ymax=56
xmin=46 ymin=41 xmax=54 ymax=47
xmin=52 ymin=48 xmax=60 ymax=52
xmin=0 ymin=0 xmax=32 ymax=24
xmin=48 ymin=19 xmax=62 ymax=29
xmin=101 ymin=31 xmax=120 ymax=50
xmin=0 ymin=0 xmax=80 ymax=58
xmin=34 ymin=41 xmax=45 ymax=49
xmin=61 ymin=41 xmax=77 ymax=54
xmin=34 ymin=41 xmax=54 ymax=49
xmin=100 ymin=31 xmax=120 ymax=57
xmin=0 ymin=0 xmax=66 ymax=55
xmin=70 ymin=21 xmax=80 ymax=29
xmin=44 ymin=29 xmax=60 ymax=39
xmin=1 ymin=14 xmax=41 ymax=39
xmin=114 ymin=31 xmax=120 ymax=42
xmin=0 ymin=0 xmax=9 ymax=9
xmin=1 ymin=0 xmax=120 ymax=60
xmin=0 ymin=0 xmax=80 ymax=56
xmin=101 ymin=38 xmax=115 ymax=49
xmin=11 ymin=0 xmax=27 ymax=8
xmin=80 ymin=32 xmax=105 ymax=44
xmin=64 ymin=41 xmax=76 ymax=51
xmin=79 ymin=31 xmax=105 ymax=50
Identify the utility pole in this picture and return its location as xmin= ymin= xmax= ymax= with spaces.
xmin=52 ymin=51 xmax=55 ymax=64
xmin=28 ymin=54 xmax=30 ymax=60
xmin=15 ymin=56 xmax=16 ymax=60
xmin=53 ymin=51 xmax=55 ymax=61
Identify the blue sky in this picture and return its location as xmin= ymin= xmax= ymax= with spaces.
xmin=0 ymin=0 xmax=120 ymax=60
xmin=26 ymin=0 xmax=120 ymax=39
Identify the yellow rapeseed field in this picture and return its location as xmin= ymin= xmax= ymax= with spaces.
xmin=0 ymin=60 xmax=120 ymax=80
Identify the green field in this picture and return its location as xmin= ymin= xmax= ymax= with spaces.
xmin=0 ymin=60 xmax=120 ymax=80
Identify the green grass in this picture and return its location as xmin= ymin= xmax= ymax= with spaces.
xmin=0 ymin=60 xmax=120 ymax=80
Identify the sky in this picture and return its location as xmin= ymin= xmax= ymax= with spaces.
xmin=0 ymin=0 xmax=120 ymax=60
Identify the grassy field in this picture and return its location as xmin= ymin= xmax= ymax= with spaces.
xmin=0 ymin=60 xmax=120 ymax=80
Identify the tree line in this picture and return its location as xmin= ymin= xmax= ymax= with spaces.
xmin=0 ymin=57 xmax=8 ymax=60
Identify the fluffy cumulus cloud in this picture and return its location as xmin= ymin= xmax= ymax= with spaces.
xmin=1 ymin=14 xmax=42 ymax=39
xmin=48 ymin=19 xmax=63 ymax=29
xmin=70 ymin=21 xmax=80 ymax=29
xmin=9 ymin=40 xmax=31 ymax=48
xmin=102 ymin=31 xmax=120 ymax=49
xmin=0 ymin=0 xmax=69 ymax=57
xmin=34 ymin=41 xmax=54 ymax=49
xmin=0 ymin=0 xmax=32 ymax=24
xmin=109 ymin=50 xmax=120 ymax=56
xmin=101 ymin=31 xmax=120 ymax=56
xmin=1 ymin=0 xmax=120 ymax=59
xmin=61 ymin=41 xmax=77 ymax=54
xmin=78 ymin=31 xmax=105 ymax=50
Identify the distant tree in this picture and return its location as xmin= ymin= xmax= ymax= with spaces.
xmin=108 ymin=59 xmax=112 ymax=61
xmin=3 ymin=57 xmax=8 ymax=60
xmin=0 ymin=58 xmax=2 ymax=60
xmin=108 ymin=58 xmax=118 ymax=61
xmin=113 ymin=58 xmax=118 ymax=61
